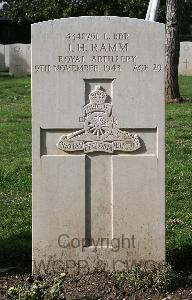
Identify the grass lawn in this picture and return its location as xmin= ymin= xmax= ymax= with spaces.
xmin=0 ymin=72 xmax=191 ymax=272
xmin=179 ymin=75 xmax=192 ymax=100
xmin=166 ymin=100 xmax=192 ymax=270
xmin=0 ymin=73 xmax=31 ymax=270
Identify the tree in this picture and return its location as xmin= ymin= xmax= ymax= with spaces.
xmin=2 ymin=0 xmax=150 ymax=23
xmin=2 ymin=0 xmax=191 ymax=104
xmin=165 ymin=0 xmax=182 ymax=103
xmin=180 ymin=0 xmax=192 ymax=41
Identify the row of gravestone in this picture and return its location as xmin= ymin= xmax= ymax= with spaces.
xmin=0 ymin=42 xmax=191 ymax=77
xmin=0 ymin=44 xmax=31 ymax=76
xmin=179 ymin=41 xmax=192 ymax=76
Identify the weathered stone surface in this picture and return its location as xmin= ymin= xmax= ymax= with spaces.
xmin=179 ymin=42 xmax=192 ymax=76
xmin=32 ymin=17 xmax=165 ymax=274
xmin=0 ymin=44 xmax=6 ymax=71
xmin=9 ymin=44 xmax=28 ymax=77
xmin=26 ymin=44 xmax=31 ymax=74
xmin=5 ymin=45 xmax=10 ymax=68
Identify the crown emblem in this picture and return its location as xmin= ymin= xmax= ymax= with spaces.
xmin=84 ymin=85 xmax=111 ymax=115
xmin=57 ymin=85 xmax=141 ymax=153
xmin=89 ymin=85 xmax=107 ymax=104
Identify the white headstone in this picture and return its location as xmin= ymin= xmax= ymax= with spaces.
xmin=5 ymin=45 xmax=10 ymax=68
xmin=179 ymin=41 xmax=192 ymax=76
xmin=26 ymin=44 xmax=31 ymax=74
xmin=32 ymin=17 xmax=165 ymax=274
xmin=0 ymin=44 xmax=6 ymax=71
xmin=9 ymin=44 xmax=28 ymax=77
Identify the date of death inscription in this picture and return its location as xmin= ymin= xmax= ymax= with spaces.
xmin=34 ymin=32 xmax=163 ymax=74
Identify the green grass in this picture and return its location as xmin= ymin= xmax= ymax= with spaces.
xmin=0 ymin=72 xmax=192 ymax=272
xmin=166 ymin=101 xmax=192 ymax=270
xmin=0 ymin=73 xmax=31 ymax=270
xmin=179 ymin=75 xmax=192 ymax=100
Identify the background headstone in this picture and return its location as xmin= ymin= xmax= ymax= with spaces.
xmin=32 ymin=17 xmax=165 ymax=274
xmin=9 ymin=44 xmax=28 ymax=77
xmin=5 ymin=45 xmax=10 ymax=69
xmin=0 ymin=44 xmax=6 ymax=71
xmin=179 ymin=41 xmax=192 ymax=76
xmin=26 ymin=44 xmax=31 ymax=74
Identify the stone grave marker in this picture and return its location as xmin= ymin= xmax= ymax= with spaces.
xmin=32 ymin=17 xmax=165 ymax=274
xmin=179 ymin=41 xmax=192 ymax=76
xmin=9 ymin=44 xmax=28 ymax=77
xmin=26 ymin=44 xmax=31 ymax=74
xmin=5 ymin=45 xmax=10 ymax=69
xmin=0 ymin=44 xmax=6 ymax=71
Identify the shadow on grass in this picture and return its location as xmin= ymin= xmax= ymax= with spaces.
xmin=0 ymin=71 xmax=12 ymax=80
xmin=167 ymin=244 xmax=192 ymax=273
xmin=0 ymin=232 xmax=31 ymax=274
xmin=0 ymin=232 xmax=191 ymax=276
xmin=0 ymin=71 xmax=31 ymax=80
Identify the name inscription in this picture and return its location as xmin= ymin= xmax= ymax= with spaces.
xmin=34 ymin=31 xmax=163 ymax=74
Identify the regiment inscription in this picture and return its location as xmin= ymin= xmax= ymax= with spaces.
xmin=34 ymin=29 xmax=163 ymax=74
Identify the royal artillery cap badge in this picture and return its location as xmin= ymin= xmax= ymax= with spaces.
xmin=57 ymin=85 xmax=141 ymax=153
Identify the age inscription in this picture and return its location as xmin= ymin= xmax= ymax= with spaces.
xmin=34 ymin=32 xmax=163 ymax=74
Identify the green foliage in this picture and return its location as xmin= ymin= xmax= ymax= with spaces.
xmin=8 ymin=273 xmax=66 ymax=299
xmin=166 ymin=101 xmax=192 ymax=251
xmin=165 ymin=78 xmax=192 ymax=269
xmin=1 ymin=0 xmax=152 ymax=23
xmin=82 ymin=0 xmax=149 ymax=18
xmin=179 ymin=75 xmax=192 ymax=100
xmin=181 ymin=0 xmax=192 ymax=39
xmin=0 ymin=73 xmax=32 ymax=269
xmin=1 ymin=0 xmax=191 ymax=39
xmin=8 ymin=266 xmax=177 ymax=298
xmin=114 ymin=264 xmax=178 ymax=292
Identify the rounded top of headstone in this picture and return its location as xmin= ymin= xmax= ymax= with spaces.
xmin=89 ymin=85 xmax=107 ymax=104
xmin=184 ymin=45 xmax=190 ymax=51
